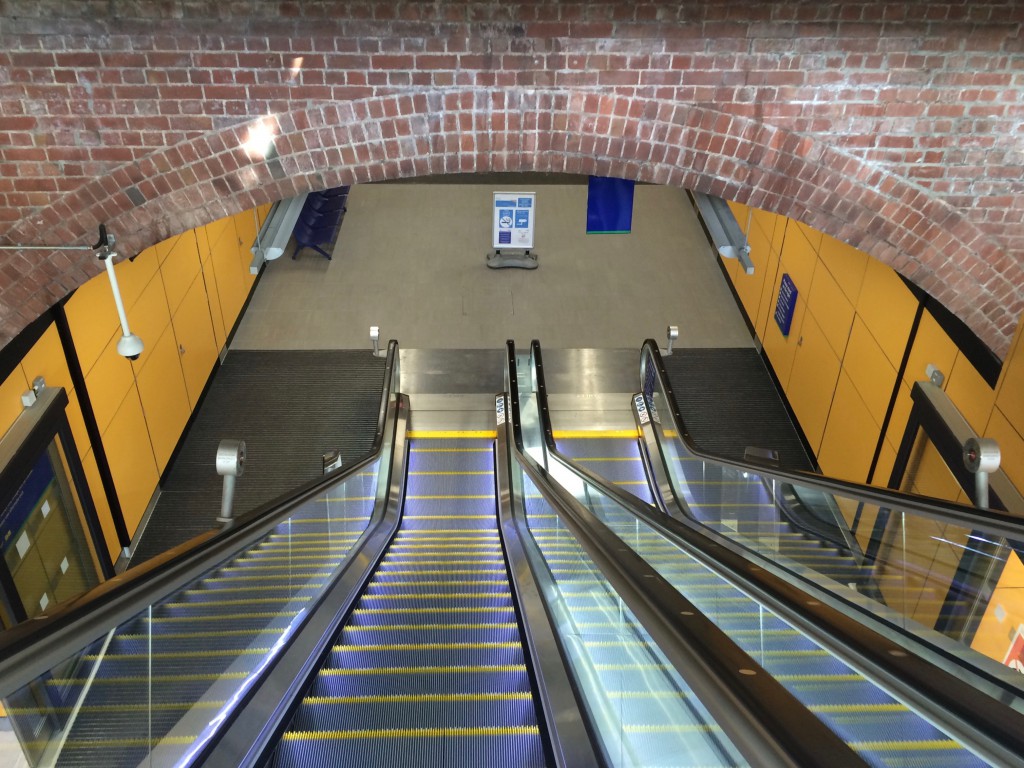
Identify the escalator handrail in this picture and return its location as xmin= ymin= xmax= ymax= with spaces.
xmin=494 ymin=390 xmax=607 ymax=768
xmin=507 ymin=341 xmax=867 ymax=768
xmin=0 ymin=341 xmax=400 ymax=696
xmin=639 ymin=338 xmax=1024 ymax=539
xmin=530 ymin=339 xmax=1024 ymax=766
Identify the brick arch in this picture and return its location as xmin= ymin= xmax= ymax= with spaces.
xmin=6 ymin=88 xmax=1019 ymax=356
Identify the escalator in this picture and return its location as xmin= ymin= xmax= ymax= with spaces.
xmin=522 ymin=339 xmax=1024 ymax=767
xmin=271 ymin=432 xmax=547 ymax=767
xmin=28 ymin=466 xmax=379 ymax=767
xmin=0 ymin=342 xmax=405 ymax=768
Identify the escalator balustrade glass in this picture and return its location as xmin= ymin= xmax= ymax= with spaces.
xmin=641 ymin=345 xmax=1024 ymax=695
xmin=544 ymin=454 xmax=986 ymax=767
xmin=0 ymin=459 xmax=383 ymax=768
xmin=514 ymin=460 xmax=748 ymax=768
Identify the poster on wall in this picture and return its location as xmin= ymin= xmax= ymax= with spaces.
xmin=970 ymin=549 xmax=1024 ymax=674
xmin=492 ymin=192 xmax=536 ymax=250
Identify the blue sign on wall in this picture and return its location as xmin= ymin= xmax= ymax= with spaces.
xmin=774 ymin=273 xmax=799 ymax=337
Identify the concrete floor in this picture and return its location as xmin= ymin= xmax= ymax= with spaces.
xmin=231 ymin=179 xmax=752 ymax=351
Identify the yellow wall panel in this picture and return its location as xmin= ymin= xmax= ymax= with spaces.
xmin=0 ymin=366 xmax=30 ymax=439
xmin=101 ymin=388 xmax=158 ymax=540
xmin=945 ymin=353 xmax=996 ymax=436
xmin=81 ymin=449 xmax=121 ymax=562
xmin=83 ymin=335 xmax=135 ymax=435
xmin=817 ymin=372 xmax=878 ymax=484
xmin=135 ymin=328 xmax=191 ymax=473
xmin=172 ymin=274 xmax=220 ymax=407
xmin=20 ymin=323 xmax=72 ymax=393
xmin=843 ymin=318 xmax=897 ymax=428
xmin=785 ymin=310 xmax=841 ymax=452
xmin=855 ymin=258 xmax=918 ymax=368
xmin=762 ymin=287 xmax=806 ymax=390
xmin=906 ymin=438 xmax=961 ymax=503
xmin=64 ymin=270 xmax=119 ymax=376
xmin=995 ymin=320 xmax=1024 ymax=436
xmin=817 ymin=235 xmax=869 ymax=306
xmin=125 ymin=273 xmax=172 ymax=376
xmin=209 ymin=220 xmax=247 ymax=333
xmin=985 ymin=408 xmax=1024 ymax=506
xmin=904 ymin=309 xmax=959 ymax=391
xmin=202 ymin=215 xmax=234 ymax=254
xmin=769 ymin=210 xmax=787 ymax=254
xmin=201 ymin=262 xmax=227 ymax=349
xmin=117 ymin=246 xmax=159 ymax=313
xmin=161 ymin=230 xmax=203 ymax=315
xmin=806 ymin=262 xmax=854 ymax=359
xmin=754 ymin=247 xmax=782 ymax=340
xmin=233 ymin=209 xmax=258 ymax=270
xmin=154 ymin=233 xmax=181 ymax=264
xmin=778 ymin=218 xmax=818 ymax=296
xmin=792 ymin=220 xmax=823 ymax=255
xmin=751 ymin=207 xmax=777 ymax=248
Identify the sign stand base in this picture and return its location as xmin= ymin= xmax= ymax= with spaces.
xmin=486 ymin=249 xmax=539 ymax=270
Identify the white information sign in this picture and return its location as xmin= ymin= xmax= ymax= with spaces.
xmin=492 ymin=192 xmax=536 ymax=250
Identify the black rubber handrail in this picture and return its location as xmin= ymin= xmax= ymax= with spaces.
xmin=531 ymin=338 xmax=1024 ymax=767
xmin=506 ymin=341 xmax=867 ymax=768
xmin=0 ymin=341 xmax=400 ymax=695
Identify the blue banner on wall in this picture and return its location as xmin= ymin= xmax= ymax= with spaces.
xmin=586 ymin=176 xmax=635 ymax=234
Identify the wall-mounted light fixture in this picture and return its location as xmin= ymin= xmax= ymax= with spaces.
xmin=94 ymin=226 xmax=144 ymax=361
xmin=0 ymin=224 xmax=144 ymax=361
xmin=692 ymin=192 xmax=755 ymax=275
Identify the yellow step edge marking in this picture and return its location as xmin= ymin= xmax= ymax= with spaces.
xmin=569 ymin=457 xmax=639 ymax=462
xmin=283 ymin=725 xmax=538 ymax=741
xmin=371 ymin=580 xmax=507 ymax=587
xmin=407 ymin=495 xmax=494 ymax=500
xmin=410 ymin=471 xmax=492 ymax=476
xmin=352 ymin=607 xmax=511 ymax=615
xmin=409 ymin=430 xmax=497 ymax=438
xmin=87 ymin=648 xmax=268 ymax=661
xmin=366 ymin=593 xmax=507 ymax=600
xmin=810 ymin=704 xmax=908 ymax=714
xmin=165 ymin=597 xmax=309 ymax=608
xmin=379 ymin=569 xmax=506 ymax=576
xmin=7 ymin=700 xmax=224 ymax=715
xmin=50 ymin=672 xmax=249 ymax=685
xmin=321 ymin=665 xmax=526 ymax=676
xmin=411 ymin=448 xmax=491 ymax=453
xmin=120 ymin=629 xmax=280 ymax=640
xmin=333 ymin=642 xmax=519 ymax=652
xmin=553 ymin=429 xmax=639 ymax=438
xmin=347 ymin=623 xmax=516 ymax=631
xmin=317 ymin=497 xmax=374 ymax=502
xmin=400 ymin=515 xmax=494 ymax=519
xmin=850 ymin=740 xmax=963 ymax=752
xmin=23 ymin=736 xmax=196 ymax=749
xmin=304 ymin=692 xmax=531 ymax=705
xmin=146 ymin=611 xmax=299 ymax=622
xmin=382 ymin=560 xmax=503 ymax=566
xmin=222 ymin=565 xmax=334 ymax=572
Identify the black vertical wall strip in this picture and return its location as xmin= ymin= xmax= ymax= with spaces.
xmin=53 ymin=302 xmax=131 ymax=548
xmin=865 ymin=300 xmax=926 ymax=485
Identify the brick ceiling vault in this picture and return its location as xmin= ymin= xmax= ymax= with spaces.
xmin=0 ymin=2 xmax=1021 ymax=357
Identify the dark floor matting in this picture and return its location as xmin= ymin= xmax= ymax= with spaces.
xmin=130 ymin=350 xmax=386 ymax=565
xmin=662 ymin=348 xmax=815 ymax=473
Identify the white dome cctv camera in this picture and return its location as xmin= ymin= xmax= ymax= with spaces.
xmin=117 ymin=333 xmax=144 ymax=361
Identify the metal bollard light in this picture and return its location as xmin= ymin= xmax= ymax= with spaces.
xmin=323 ymin=449 xmax=343 ymax=474
xmin=216 ymin=439 xmax=246 ymax=525
xmin=964 ymin=437 xmax=1000 ymax=509
xmin=665 ymin=325 xmax=679 ymax=355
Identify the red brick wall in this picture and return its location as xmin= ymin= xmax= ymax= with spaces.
xmin=1 ymin=1 xmax=1021 ymax=355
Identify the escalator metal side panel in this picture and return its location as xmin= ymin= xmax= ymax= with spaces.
xmin=493 ymin=394 xmax=605 ymax=768
xmin=201 ymin=394 xmax=411 ymax=768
